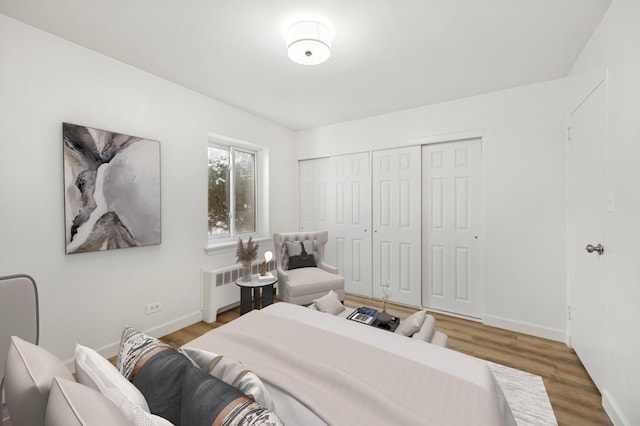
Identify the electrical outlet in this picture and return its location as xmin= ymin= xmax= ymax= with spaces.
xmin=146 ymin=301 xmax=162 ymax=314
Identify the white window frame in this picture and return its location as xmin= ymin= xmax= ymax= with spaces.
xmin=205 ymin=133 xmax=269 ymax=254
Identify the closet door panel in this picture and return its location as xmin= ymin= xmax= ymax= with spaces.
xmin=372 ymin=147 xmax=421 ymax=307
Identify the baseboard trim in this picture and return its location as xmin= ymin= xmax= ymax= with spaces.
xmin=602 ymin=389 xmax=631 ymax=426
xmin=63 ymin=310 xmax=203 ymax=371
xmin=483 ymin=314 xmax=567 ymax=343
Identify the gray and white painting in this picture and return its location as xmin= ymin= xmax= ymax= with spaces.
xmin=63 ymin=123 xmax=161 ymax=254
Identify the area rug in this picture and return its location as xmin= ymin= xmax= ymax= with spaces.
xmin=2 ymin=404 xmax=10 ymax=425
xmin=487 ymin=361 xmax=557 ymax=426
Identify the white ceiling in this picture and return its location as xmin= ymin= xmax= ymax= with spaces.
xmin=0 ymin=0 xmax=611 ymax=130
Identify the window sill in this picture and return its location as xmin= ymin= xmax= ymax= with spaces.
xmin=204 ymin=235 xmax=272 ymax=256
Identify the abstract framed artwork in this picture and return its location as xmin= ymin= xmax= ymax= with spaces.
xmin=63 ymin=123 xmax=161 ymax=254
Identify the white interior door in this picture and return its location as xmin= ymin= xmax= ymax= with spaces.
xmin=567 ymin=81 xmax=607 ymax=390
xmin=372 ymin=146 xmax=421 ymax=307
xmin=332 ymin=152 xmax=372 ymax=297
xmin=422 ymin=139 xmax=484 ymax=318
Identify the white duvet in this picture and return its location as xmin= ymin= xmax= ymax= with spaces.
xmin=184 ymin=302 xmax=516 ymax=426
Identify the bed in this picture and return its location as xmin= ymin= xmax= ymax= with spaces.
xmin=183 ymin=302 xmax=517 ymax=426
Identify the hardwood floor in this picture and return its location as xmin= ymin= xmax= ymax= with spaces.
xmin=159 ymin=295 xmax=613 ymax=426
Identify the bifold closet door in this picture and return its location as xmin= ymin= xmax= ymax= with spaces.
xmin=299 ymin=158 xmax=330 ymax=234
xmin=299 ymin=154 xmax=372 ymax=297
xmin=331 ymin=152 xmax=372 ymax=297
xmin=422 ymin=139 xmax=484 ymax=319
xmin=372 ymin=146 xmax=422 ymax=307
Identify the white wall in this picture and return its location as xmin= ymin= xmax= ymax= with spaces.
xmin=0 ymin=15 xmax=297 ymax=364
xmin=568 ymin=1 xmax=640 ymax=424
xmin=296 ymin=79 xmax=568 ymax=341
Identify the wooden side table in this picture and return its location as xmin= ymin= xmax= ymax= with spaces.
xmin=235 ymin=274 xmax=278 ymax=315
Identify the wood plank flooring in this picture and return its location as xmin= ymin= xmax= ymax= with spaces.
xmin=159 ymin=295 xmax=612 ymax=426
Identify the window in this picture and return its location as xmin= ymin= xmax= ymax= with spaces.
xmin=207 ymin=134 xmax=268 ymax=249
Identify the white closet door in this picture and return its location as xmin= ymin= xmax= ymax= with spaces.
xmin=422 ymin=139 xmax=484 ymax=319
xmin=299 ymin=157 xmax=330 ymax=233
xmin=332 ymin=152 xmax=372 ymax=297
xmin=372 ymin=146 xmax=422 ymax=307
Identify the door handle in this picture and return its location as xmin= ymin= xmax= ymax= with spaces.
xmin=585 ymin=243 xmax=604 ymax=255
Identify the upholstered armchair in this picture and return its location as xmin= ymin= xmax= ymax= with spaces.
xmin=273 ymin=231 xmax=345 ymax=305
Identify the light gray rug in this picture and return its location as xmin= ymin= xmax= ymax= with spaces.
xmin=487 ymin=361 xmax=557 ymax=426
xmin=2 ymin=404 xmax=10 ymax=426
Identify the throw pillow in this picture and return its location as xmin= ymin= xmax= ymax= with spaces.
xmin=395 ymin=310 xmax=427 ymax=336
xmin=286 ymin=240 xmax=317 ymax=269
xmin=313 ymin=290 xmax=345 ymax=315
xmin=212 ymin=399 xmax=285 ymax=426
xmin=412 ymin=314 xmax=437 ymax=342
xmin=75 ymin=343 xmax=171 ymax=425
xmin=117 ymin=326 xmax=170 ymax=381
xmin=3 ymin=336 xmax=75 ymax=426
xmin=46 ymin=376 xmax=130 ymax=425
xmin=75 ymin=343 xmax=150 ymax=413
xmin=180 ymin=347 xmax=274 ymax=410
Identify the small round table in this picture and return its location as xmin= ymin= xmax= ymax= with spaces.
xmin=235 ymin=274 xmax=278 ymax=315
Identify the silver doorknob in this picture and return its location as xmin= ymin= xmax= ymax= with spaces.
xmin=585 ymin=244 xmax=604 ymax=255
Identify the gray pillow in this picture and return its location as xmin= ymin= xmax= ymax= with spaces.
xmin=4 ymin=336 xmax=74 ymax=426
xmin=45 ymin=377 xmax=130 ymax=426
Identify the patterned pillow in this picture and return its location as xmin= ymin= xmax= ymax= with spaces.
xmin=117 ymin=326 xmax=171 ymax=381
xmin=285 ymin=240 xmax=317 ymax=269
xmin=217 ymin=399 xmax=284 ymax=426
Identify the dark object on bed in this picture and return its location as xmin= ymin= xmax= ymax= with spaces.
xmin=119 ymin=327 xmax=284 ymax=426
xmin=133 ymin=349 xmax=248 ymax=425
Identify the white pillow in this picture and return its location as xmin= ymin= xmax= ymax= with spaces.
xmin=313 ymin=290 xmax=345 ymax=315
xmin=75 ymin=343 xmax=168 ymax=425
xmin=395 ymin=310 xmax=426 ymax=336
xmin=180 ymin=347 xmax=274 ymax=410
xmin=412 ymin=314 xmax=437 ymax=342
xmin=75 ymin=343 xmax=149 ymax=411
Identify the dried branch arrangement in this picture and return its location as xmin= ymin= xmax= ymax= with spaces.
xmin=235 ymin=236 xmax=259 ymax=263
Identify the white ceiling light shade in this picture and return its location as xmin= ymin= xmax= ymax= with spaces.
xmin=286 ymin=20 xmax=331 ymax=65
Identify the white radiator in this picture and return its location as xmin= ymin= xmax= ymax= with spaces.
xmin=201 ymin=260 xmax=275 ymax=323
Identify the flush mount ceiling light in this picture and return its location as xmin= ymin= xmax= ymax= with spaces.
xmin=286 ymin=20 xmax=331 ymax=65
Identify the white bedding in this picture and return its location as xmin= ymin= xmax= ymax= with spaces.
xmin=184 ymin=302 xmax=516 ymax=425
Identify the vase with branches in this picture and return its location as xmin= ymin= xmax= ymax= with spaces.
xmin=236 ymin=237 xmax=259 ymax=281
